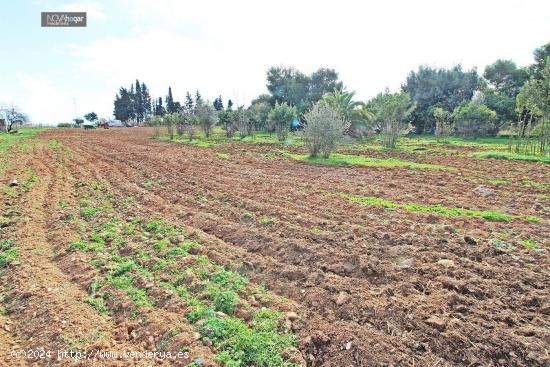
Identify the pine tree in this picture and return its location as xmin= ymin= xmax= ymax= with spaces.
xmin=185 ymin=92 xmax=194 ymax=112
xmin=156 ymin=97 xmax=165 ymax=116
xmin=195 ymin=90 xmax=203 ymax=106
xmin=213 ymin=95 xmax=224 ymax=111
xmin=227 ymin=99 xmax=234 ymax=111
xmin=114 ymin=87 xmax=135 ymax=122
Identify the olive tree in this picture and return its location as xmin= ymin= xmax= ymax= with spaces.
xmin=300 ymin=103 xmax=350 ymax=158
xmin=0 ymin=106 xmax=28 ymax=132
xmin=195 ymin=101 xmax=218 ymax=138
xmin=512 ymin=58 xmax=550 ymax=155
xmin=164 ymin=113 xmax=178 ymax=139
xmin=268 ymin=102 xmax=296 ymax=142
xmin=248 ymin=101 xmax=271 ymax=132
xmin=433 ymin=107 xmax=453 ymax=142
xmin=234 ymin=107 xmax=254 ymax=139
xmin=218 ymin=109 xmax=236 ymax=138
xmin=369 ymin=90 xmax=415 ymax=148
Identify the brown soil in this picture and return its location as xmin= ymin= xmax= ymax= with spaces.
xmin=1 ymin=128 xmax=548 ymax=367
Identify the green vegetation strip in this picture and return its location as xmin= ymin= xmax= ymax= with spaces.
xmin=340 ymin=193 xmax=540 ymax=223
xmin=0 ymin=239 xmax=18 ymax=268
xmin=67 ymin=181 xmax=298 ymax=367
xmin=0 ymin=129 xmax=45 ymax=152
xmin=472 ymin=151 xmax=550 ymax=163
xmin=285 ymin=152 xmax=450 ymax=170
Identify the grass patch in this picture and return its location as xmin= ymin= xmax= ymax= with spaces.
xmin=340 ymin=194 xmax=537 ymax=222
xmin=521 ymin=239 xmax=539 ymax=250
xmin=0 ymin=129 xmax=45 ymax=152
xmin=216 ymin=152 xmax=231 ymax=160
xmin=107 ymin=274 xmax=153 ymax=308
xmin=80 ymin=207 xmax=102 ymax=220
xmin=286 ymin=152 xmax=449 ymax=170
xmin=0 ymin=239 xmax=18 ymax=268
xmin=472 ymin=151 xmax=550 ymax=163
xmin=198 ymin=310 xmax=297 ymax=367
xmin=68 ymin=239 xmax=105 ymax=253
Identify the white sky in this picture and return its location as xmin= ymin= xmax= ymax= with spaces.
xmin=1 ymin=0 xmax=549 ymax=124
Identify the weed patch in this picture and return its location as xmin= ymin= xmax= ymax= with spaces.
xmin=472 ymin=151 xmax=550 ymax=163
xmin=0 ymin=239 xmax=18 ymax=268
xmin=286 ymin=152 xmax=450 ymax=170
xmin=198 ymin=310 xmax=297 ymax=367
xmin=340 ymin=194 xmax=538 ymax=222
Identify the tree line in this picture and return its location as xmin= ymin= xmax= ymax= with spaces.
xmin=112 ymin=42 xmax=549 ymax=155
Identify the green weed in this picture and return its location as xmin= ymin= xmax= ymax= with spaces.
xmin=340 ymin=194 xmax=533 ymax=222
xmin=472 ymin=151 xmax=550 ymax=163
xmin=521 ymin=239 xmax=539 ymax=250
xmin=199 ymin=312 xmax=297 ymax=367
xmin=0 ymin=240 xmax=18 ymax=268
xmin=286 ymin=152 xmax=450 ymax=170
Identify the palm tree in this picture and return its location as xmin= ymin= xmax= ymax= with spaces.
xmin=320 ymin=90 xmax=374 ymax=136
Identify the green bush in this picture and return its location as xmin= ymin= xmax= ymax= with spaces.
xmin=268 ymin=102 xmax=296 ymax=142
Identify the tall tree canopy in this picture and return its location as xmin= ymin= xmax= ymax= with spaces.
xmin=402 ymin=65 xmax=481 ymax=133
xmin=483 ymin=60 xmax=529 ymax=97
xmin=266 ymin=66 xmax=343 ymax=114
xmin=113 ymin=80 xmax=152 ymax=122
xmin=530 ymin=42 xmax=550 ymax=80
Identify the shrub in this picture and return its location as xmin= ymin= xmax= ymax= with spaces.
xmin=454 ymin=102 xmax=497 ymax=137
xmin=300 ymin=103 xmax=350 ymax=158
xmin=57 ymin=122 xmax=73 ymax=128
xmin=268 ymin=102 xmax=296 ymax=142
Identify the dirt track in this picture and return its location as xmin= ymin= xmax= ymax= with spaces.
xmin=1 ymin=128 xmax=549 ymax=366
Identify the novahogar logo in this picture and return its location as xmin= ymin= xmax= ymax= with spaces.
xmin=41 ymin=12 xmax=87 ymax=27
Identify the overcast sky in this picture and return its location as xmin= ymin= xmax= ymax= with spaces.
xmin=1 ymin=0 xmax=549 ymax=124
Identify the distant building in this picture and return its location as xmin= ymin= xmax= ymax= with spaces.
xmin=108 ymin=119 xmax=124 ymax=127
xmin=0 ymin=110 xmax=6 ymax=131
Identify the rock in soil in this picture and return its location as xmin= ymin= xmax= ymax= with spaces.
xmin=473 ymin=185 xmax=495 ymax=197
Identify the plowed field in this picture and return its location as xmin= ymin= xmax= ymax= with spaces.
xmin=1 ymin=128 xmax=548 ymax=366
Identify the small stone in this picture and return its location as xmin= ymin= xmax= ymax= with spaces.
xmin=473 ymin=185 xmax=495 ymax=197
xmin=345 ymin=341 xmax=352 ymax=350
xmin=193 ymin=332 xmax=201 ymax=341
xmin=214 ymin=311 xmax=227 ymax=318
xmin=398 ymin=258 xmax=415 ymax=269
xmin=335 ymin=291 xmax=350 ymax=306
xmin=437 ymin=259 xmax=455 ymax=267
xmin=9 ymin=179 xmax=18 ymax=187
xmin=425 ymin=316 xmax=446 ymax=331
xmin=286 ymin=311 xmax=299 ymax=321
